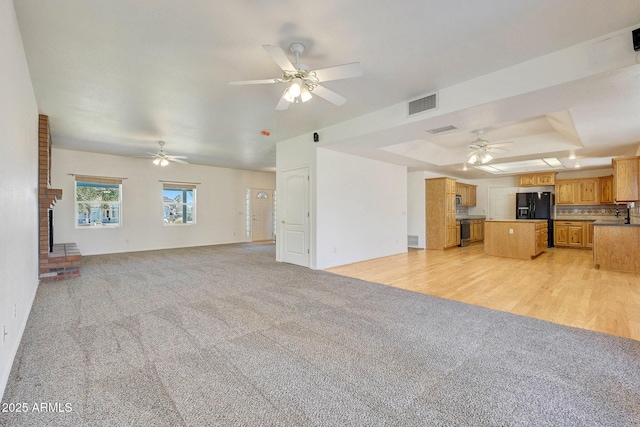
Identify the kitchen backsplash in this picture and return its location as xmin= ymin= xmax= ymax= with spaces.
xmin=456 ymin=206 xmax=469 ymax=216
xmin=556 ymin=204 xmax=639 ymax=223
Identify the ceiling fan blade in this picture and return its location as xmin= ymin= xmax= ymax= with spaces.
xmin=167 ymin=155 xmax=188 ymax=159
xmin=488 ymin=141 xmax=514 ymax=147
xmin=263 ymin=45 xmax=295 ymax=72
xmin=312 ymin=84 xmax=347 ymax=106
xmin=275 ymin=94 xmax=290 ymax=110
xmin=229 ymin=78 xmax=280 ymax=85
xmin=314 ymin=62 xmax=363 ymax=82
xmin=488 ymin=147 xmax=509 ymax=152
xmin=169 ymin=158 xmax=189 ymax=164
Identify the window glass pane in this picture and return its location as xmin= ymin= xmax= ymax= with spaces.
xmin=76 ymin=182 xmax=120 ymax=202
xmin=76 ymin=181 xmax=121 ymax=227
xmin=163 ymin=188 xmax=193 ymax=203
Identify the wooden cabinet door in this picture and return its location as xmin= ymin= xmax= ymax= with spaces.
xmin=535 ymin=173 xmax=556 ymax=186
xmin=519 ymin=175 xmax=536 ymax=186
xmin=586 ymin=222 xmax=594 ymax=248
xmin=598 ymin=176 xmax=614 ymax=204
xmin=576 ymin=179 xmax=598 ymax=204
xmin=568 ymin=225 xmax=584 ymax=246
xmin=554 ymin=224 xmax=568 ymax=246
xmin=555 ymin=181 xmax=575 ymax=204
xmin=613 ymin=158 xmax=639 ymax=202
xmin=469 ymin=186 xmax=477 ymax=206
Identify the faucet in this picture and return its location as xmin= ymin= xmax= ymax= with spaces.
xmin=614 ymin=206 xmax=620 ymax=218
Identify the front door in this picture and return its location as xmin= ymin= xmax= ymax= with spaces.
xmin=281 ymin=167 xmax=310 ymax=267
xmin=251 ymin=189 xmax=274 ymax=241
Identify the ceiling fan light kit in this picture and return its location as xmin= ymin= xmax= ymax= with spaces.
xmin=229 ymin=42 xmax=363 ymax=110
xmin=141 ymin=141 xmax=188 ymax=166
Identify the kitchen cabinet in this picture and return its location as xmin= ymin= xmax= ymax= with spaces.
xmin=535 ymin=222 xmax=548 ymax=254
xmin=456 ymin=221 xmax=461 ymax=246
xmin=470 ymin=219 xmax=484 ymax=242
xmin=555 ymin=178 xmax=600 ymax=205
xmin=426 ymin=177 xmax=458 ymax=249
xmin=612 ymin=157 xmax=639 ymax=202
xmin=598 ymin=175 xmax=614 ymax=204
xmin=555 ymin=181 xmax=576 ymax=205
xmin=586 ymin=222 xmax=594 ymax=248
xmin=455 ymin=182 xmax=477 ymax=207
xmin=576 ymin=179 xmax=598 ymax=204
xmin=554 ymin=220 xmax=593 ymax=248
xmin=519 ymin=172 xmax=556 ymax=187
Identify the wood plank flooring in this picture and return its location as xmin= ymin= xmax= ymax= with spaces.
xmin=326 ymin=243 xmax=640 ymax=341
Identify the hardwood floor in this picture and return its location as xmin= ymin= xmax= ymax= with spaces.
xmin=326 ymin=243 xmax=640 ymax=341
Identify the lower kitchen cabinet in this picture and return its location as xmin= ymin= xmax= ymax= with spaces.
xmin=554 ymin=220 xmax=594 ymax=249
xmin=470 ymin=219 xmax=484 ymax=242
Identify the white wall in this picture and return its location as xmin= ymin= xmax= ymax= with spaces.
xmin=315 ymin=149 xmax=407 ymax=269
xmin=0 ymin=0 xmax=39 ymax=400
xmin=407 ymin=170 xmax=444 ymax=248
xmin=51 ymin=149 xmax=275 ymax=255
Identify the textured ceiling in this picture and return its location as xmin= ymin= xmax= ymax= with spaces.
xmin=13 ymin=0 xmax=640 ymax=176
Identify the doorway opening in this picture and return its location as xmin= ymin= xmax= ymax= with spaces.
xmin=247 ymin=188 xmax=276 ymax=243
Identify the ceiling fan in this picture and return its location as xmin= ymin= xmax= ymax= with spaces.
xmin=229 ymin=43 xmax=363 ymax=110
xmin=466 ymin=130 xmax=512 ymax=165
xmin=139 ymin=141 xmax=188 ymax=166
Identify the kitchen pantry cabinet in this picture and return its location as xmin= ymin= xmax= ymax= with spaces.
xmin=612 ymin=157 xmax=639 ymax=202
xmin=554 ymin=220 xmax=593 ymax=248
xmin=519 ymin=172 xmax=556 ymax=187
xmin=555 ymin=178 xmax=600 ymax=205
xmin=426 ymin=178 xmax=458 ymax=249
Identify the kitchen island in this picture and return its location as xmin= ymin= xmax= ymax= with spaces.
xmin=593 ymin=220 xmax=640 ymax=273
xmin=484 ymin=219 xmax=548 ymax=259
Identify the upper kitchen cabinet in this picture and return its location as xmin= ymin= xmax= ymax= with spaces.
xmin=519 ymin=172 xmax=556 ymax=187
xmin=598 ymin=175 xmax=614 ymax=204
xmin=556 ymin=178 xmax=609 ymax=205
xmin=612 ymin=157 xmax=639 ymax=202
xmin=455 ymin=182 xmax=477 ymax=207
xmin=555 ymin=180 xmax=576 ymax=205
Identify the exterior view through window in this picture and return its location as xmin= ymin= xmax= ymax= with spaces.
xmin=163 ymin=183 xmax=196 ymax=225
xmin=75 ymin=178 xmax=122 ymax=227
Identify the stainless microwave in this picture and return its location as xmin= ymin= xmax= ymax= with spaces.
xmin=455 ymin=195 xmax=462 ymax=206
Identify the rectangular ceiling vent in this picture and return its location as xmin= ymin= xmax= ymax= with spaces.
xmin=427 ymin=125 xmax=457 ymax=134
xmin=408 ymin=92 xmax=438 ymax=116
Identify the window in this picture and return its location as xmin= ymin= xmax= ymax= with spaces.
xmin=163 ymin=183 xmax=196 ymax=225
xmin=75 ymin=176 xmax=122 ymax=228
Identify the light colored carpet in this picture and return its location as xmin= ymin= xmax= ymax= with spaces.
xmin=1 ymin=243 xmax=639 ymax=426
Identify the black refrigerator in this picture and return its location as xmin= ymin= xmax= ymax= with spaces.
xmin=516 ymin=192 xmax=554 ymax=247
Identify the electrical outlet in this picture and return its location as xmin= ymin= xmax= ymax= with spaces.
xmin=2 ymin=325 xmax=7 ymax=345
xmin=509 ymin=228 xmax=514 ymax=234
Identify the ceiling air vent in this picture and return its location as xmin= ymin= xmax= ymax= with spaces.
xmin=427 ymin=125 xmax=457 ymax=134
xmin=408 ymin=92 xmax=438 ymax=116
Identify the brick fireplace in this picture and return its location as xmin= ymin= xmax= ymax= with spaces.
xmin=38 ymin=115 xmax=81 ymax=281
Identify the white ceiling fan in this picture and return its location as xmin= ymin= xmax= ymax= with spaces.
xmin=229 ymin=43 xmax=363 ymax=110
xmin=139 ymin=141 xmax=188 ymax=166
xmin=466 ymin=130 xmax=512 ymax=164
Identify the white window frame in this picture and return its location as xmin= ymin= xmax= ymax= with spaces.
xmin=163 ymin=183 xmax=196 ymax=226
xmin=75 ymin=177 xmax=122 ymax=229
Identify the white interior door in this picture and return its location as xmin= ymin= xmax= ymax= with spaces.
xmin=488 ymin=187 xmax=518 ymax=219
xmin=281 ymin=167 xmax=310 ymax=267
xmin=251 ymin=189 xmax=274 ymax=241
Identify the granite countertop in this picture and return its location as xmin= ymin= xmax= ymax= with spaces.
xmin=455 ymin=215 xmax=486 ymax=220
xmin=484 ymin=219 xmax=546 ymax=223
xmin=593 ymin=220 xmax=640 ymax=227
